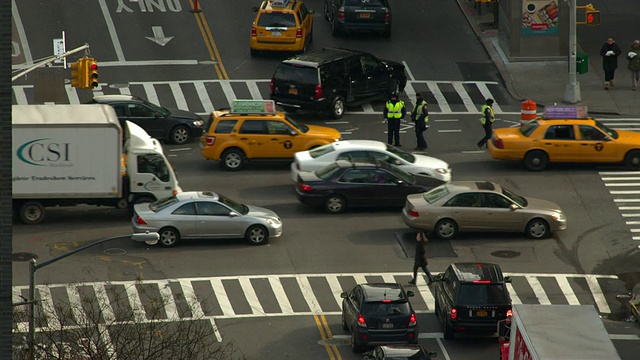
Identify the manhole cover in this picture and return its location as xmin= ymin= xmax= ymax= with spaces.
xmin=12 ymin=253 xmax=38 ymax=262
xmin=491 ymin=250 xmax=521 ymax=258
xmin=104 ymin=248 xmax=126 ymax=256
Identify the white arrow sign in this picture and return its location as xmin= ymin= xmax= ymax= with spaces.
xmin=145 ymin=26 xmax=174 ymax=46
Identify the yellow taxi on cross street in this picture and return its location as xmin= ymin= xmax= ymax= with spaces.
xmin=250 ymin=0 xmax=314 ymax=56
xmin=488 ymin=108 xmax=640 ymax=171
xmin=200 ymin=100 xmax=341 ymax=171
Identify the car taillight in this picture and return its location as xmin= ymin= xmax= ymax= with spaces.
xmin=357 ymin=314 xmax=367 ymax=327
xmin=450 ymin=308 xmax=457 ymax=320
xmin=338 ymin=8 xmax=345 ymax=19
xmin=506 ymin=309 xmax=513 ymax=318
xmin=296 ymin=28 xmax=302 ymax=38
xmin=385 ymin=9 xmax=390 ymax=21
xmin=472 ymin=280 xmax=491 ymax=284
xmin=409 ymin=313 xmax=417 ymax=326
xmin=493 ymin=137 xmax=504 ymax=149
xmin=251 ymin=27 xmax=257 ymax=37
xmin=270 ymin=78 xmax=275 ymax=94
xmin=206 ymin=136 xmax=215 ymax=146
xmin=314 ymin=85 xmax=322 ymax=99
xmin=409 ymin=209 xmax=419 ymax=217
xmin=136 ymin=216 xmax=147 ymax=225
xmin=299 ymin=183 xmax=312 ymax=192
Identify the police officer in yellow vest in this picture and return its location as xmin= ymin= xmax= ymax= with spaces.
xmin=477 ymin=98 xmax=495 ymax=149
xmin=411 ymin=93 xmax=429 ymax=150
xmin=383 ymin=92 xmax=406 ymax=147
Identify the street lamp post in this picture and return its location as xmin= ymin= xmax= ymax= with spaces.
xmin=26 ymin=232 xmax=159 ymax=360
xmin=564 ymin=0 xmax=582 ymax=103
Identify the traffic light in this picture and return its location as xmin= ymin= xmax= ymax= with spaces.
xmin=586 ymin=10 xmax=601 ymax=26
xmin=70 ymin=59 xmax=86 ymax=88
xmin=86 ymin=58 xmax=99 ymax=89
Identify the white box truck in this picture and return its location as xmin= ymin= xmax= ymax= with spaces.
xmin=498 ymin=304 xmax=621 ymax=360
xmin=12 ymin=104 xmax=181 ymax=224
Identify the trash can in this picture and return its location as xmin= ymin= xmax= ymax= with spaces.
xmin=576 ymin=53 xmax=589 ymax=74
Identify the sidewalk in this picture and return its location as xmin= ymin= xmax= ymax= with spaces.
xmin=457 ymin=0 xmax=640 ymax=116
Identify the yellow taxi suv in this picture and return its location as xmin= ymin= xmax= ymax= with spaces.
xmin=488 ymin=108 xmax=640 ymax=171
xmin=250 ymin=0 xmax=314 ymax=56
xmin=200 ymin=100 xmax=341 ymax=171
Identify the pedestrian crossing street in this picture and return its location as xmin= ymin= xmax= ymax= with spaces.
xmin=13 ymin=272 xmax=620 ymax=332
xmin=600 ymin=170 xmax=640 ymax=240
xmin=11 ymin=79 xmax=512 ymax=115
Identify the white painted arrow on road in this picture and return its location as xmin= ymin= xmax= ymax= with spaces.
xmin=145 ymin=26 xmax=174 ymax=46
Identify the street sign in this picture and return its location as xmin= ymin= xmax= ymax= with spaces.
xmin=53 ymin=38 xmax=65 ymax=65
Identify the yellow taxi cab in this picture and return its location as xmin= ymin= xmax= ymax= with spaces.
xmin=250 ymin=0 xmax=314 ymax=56
xmin=200 ymin=100 xmax=341 ymax=170
xmin=488 ymin=106 xmax=640 ymax=171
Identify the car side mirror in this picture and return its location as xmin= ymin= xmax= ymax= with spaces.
xmin=406 ymin=290 xmax=415 ymax=297
xmin=251 ymin=6 xmax=258 ymax=12
xmin=509 ymin=204 xmax=518 ymax=211
xmin=340 ymin=292 xmax=348 ymax=298
xmin=504 ymin=276 xmax=512 ymax=283
xmin=289 ymin=130 xmax=298 ymax=136
xmin=395 ymin=180 xmax=404 ymax=186
xmin=229 ymin=212 xmax=240 ymax=217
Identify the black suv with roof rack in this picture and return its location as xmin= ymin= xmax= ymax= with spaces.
xmin=270 ymin=48 xmax=406 ymax=119
xmin=341 ymin=283 xmax=418 ymax=352
xmin=433 ymin=262 xmax=512 ymax=340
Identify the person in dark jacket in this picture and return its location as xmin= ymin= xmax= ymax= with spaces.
xmin=600 ymin=36 xmax=622 ymax=90
xmin=627 ymin=39 xmax=640 ymax=91
xmin=408 ymin=231 xmax=434 ymax=285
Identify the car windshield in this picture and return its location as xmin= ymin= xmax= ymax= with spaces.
xmin=316 ymin=163 xmax=342 ymax=179
xmin=501 ymin=187 xmax=528 ymax=207
xmin=458 ymin=284 xmax=508 ymax=305
xmin=386 ymin=145 xmax=415 ymax=163
xmin=595 ymin=120 xmax=618 ymax=139
xmin=275 ymin=64 xmax=319 ymax=84
xmin=362 ymin=301 xmax=411 ymax=317
xmin=422 ymin=185 xmax=449 ymax=203
xmin=286 ymin=116 xmax=309 ymax=133
xmin=142 ymin=99 xmax=170 ymax=117
xmin=520 ymin=120 xmax=539 ymax=137
xmin=345 ymin=0 xmax=387 ymax=7
xmin=257 ymin=13 xmax=296 ymax=27
xmin=218 ymin=195 xmax=249 ymax=215
xmin=309 ymin=143 xmax=335 ymax=158
xmin=149 ymin=195 xmax=179 ymax=212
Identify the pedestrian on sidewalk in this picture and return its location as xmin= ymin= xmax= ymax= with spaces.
xmin=627 ymin=40 xmax=640 ymax=91
xmin=600 ymin=36 xmax=622 ymax=90
xmin=408 ymin=231 xmax=434 ymax=286
xmin=476 ymin=98 xmax=495 ymax=149
xmin=410 ymin=93 xmax=429 ymax=150
xmin=383 ymin=92 xmax=406 ymax=147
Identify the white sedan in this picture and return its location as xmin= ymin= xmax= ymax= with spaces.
xmin=291 ymin=140 xmax=451 ymax=183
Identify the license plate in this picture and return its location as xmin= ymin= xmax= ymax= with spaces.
xmin=359 ymin=13 xmax=371 ymax=18
xmin=476 ymin=310 xmax=488 ymax=317
xmin=271 ymin=31 xmax=282 ymax=36
xmin=289 ymin=88 xmax=298 ymax=95
xmin=382 ymin=323 xmax=394 ymax=329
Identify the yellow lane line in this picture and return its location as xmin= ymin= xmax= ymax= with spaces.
xmin=188 ymin=0 xmax=228 ymax=80
xmin=314 ymin=314 xmax=342 ymax=360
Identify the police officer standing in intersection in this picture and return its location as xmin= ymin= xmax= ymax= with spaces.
xmin=383 ymin=92 xmax=406 ymax=147
xmin=411 ymin=93 xmax=429 ymax=150
xmin=476 ymin=98 xmax=495 ymax=149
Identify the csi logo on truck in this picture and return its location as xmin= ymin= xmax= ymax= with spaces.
xmin=17 ymin=138 xmax=71 ymax=166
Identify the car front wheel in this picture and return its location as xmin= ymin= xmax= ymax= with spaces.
xmin=625 ymin=150 xmax=640 ymax=170
xmin=245 ymin=225 xmax=269 ymax=245
xmin=170 ymin=125 xmax=189 ymax=145
xmin=525 ymin=218 xmax=550 ymax=239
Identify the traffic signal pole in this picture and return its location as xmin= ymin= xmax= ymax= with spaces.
xmin=564 ymin=0 xmax=581 ymax=104
xmin=11 ymin=43 xmax=90 ymax=82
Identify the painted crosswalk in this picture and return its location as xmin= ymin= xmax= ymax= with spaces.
xmin=600 ymin=171 xmax=640 ymax=240
xmin=13 ymin=272 xmax=620 ymax=333
xmin=11 ymin=79 xmax=513 ymax=115
xmin=598 ymin=118 xmax=640 ymax=132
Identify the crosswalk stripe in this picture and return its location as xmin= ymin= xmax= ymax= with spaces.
xmin=158 ymin=280 xmax=180 ymax=321
xmin=268 ymin=276 xmax=294 ymax=315
xmin=586 ymin=275 xmax=610 ymax=314
xmin=525 ymin=276 xmax=551 ymax=305
xmin=220 ymin=81 xmax=236 ymax=106
xmin=452 ymin=82 xmax=477 ymax=113
xmin=605 ymin=178 xmax=640 ymax=181
xmin=247 ymin=80 xmax=263 ymax=100
xmin=238 ymin=277 xmax=265 ymax=316
xmin=326 ymin=275 xmax=345 ymax=310
xmin=39 ymin=286 xmax=61 ymax=330
xmin=119 ymin=86 xmax=131 ymax=96
xmin=65 ymin=86 xmax=79 ymax=104
xmin=170 ymin=83 xmax=188 ymax=110
xmin=555 ymin=275 xmax=580 ymax=305
xmin=94 ymin=283 xmax=116 ymax=323
xmin=297 ymin=275 xmax=322 ymax=314
xmin=606 ymin=183 xmax=640 ymax=187
xmin=179 ymin=279 xmax=205 ymax=318
xmin=14 ymin=86 xmax=28 ymax=105
xmin=142 ymin=83 xmax=159 ymax=106
xmin=619 ymin=206 xmax=640 ymax=210
xmin=125 ymin=283 xmax=147 ymax=323
xmin=417 ymin=283 xmax=435 ymax=310
xmin=404 ymin=81 xmax=416 ymax=100
xmin=615 ymin=198 xmax=640 ymax=202
xmin=506 ymin=283 xmax=521 ymax=304
xmin=194 ymin=81 xmax=214 ymax=112
xmin=210 ymin=279 xmax=234 ymax=316
xmin=426 ymin=81 xmax=450 ymax=113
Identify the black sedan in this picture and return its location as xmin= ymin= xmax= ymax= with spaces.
xmin=295 ymin=159 xmax=444 ymax=214
xmin=89 ymin=95 xmax=204 ymax=145
xmin=363 ymin=345 xmax=437 ymax=360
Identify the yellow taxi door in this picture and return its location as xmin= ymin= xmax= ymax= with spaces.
xmin=265 ymin=120 xmax=300 ymax=158
xmin=540 ymin=125 xmax=581 ymax=162
xmin=577 ymin=125 xmax=621 ymax=162
xmin=237 ymin=119 xmax=270 ymax=158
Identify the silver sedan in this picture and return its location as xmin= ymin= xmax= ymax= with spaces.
xmin=132 ymin=191 xmax=282 ymax=247
xmin=402 ymin=181 xmax=566 ymax=239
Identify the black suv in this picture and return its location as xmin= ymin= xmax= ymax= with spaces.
xmin=89 ymin=95 xmax=204 ymax=145
xmin=433 ymin=263 xmax=512 ymax=340
xmin=324 ymin=0 xmax=391 ymax=37
xmin=341 ymin=283 xmax=418 ymax=352
xmin=270 ymin=48 xmax=406 ymax=119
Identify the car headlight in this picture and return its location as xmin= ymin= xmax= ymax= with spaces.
xmin=193 ymin=120 xmax=204 ymax=127
xmin=435 ymin=168 xmax=448 ymax=174
xmin=267 ymin=218 xmax=281 ymax=225
xmin=551 ymin=212 xmax=565 ymax=221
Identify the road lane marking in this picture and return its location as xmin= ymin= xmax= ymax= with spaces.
xmin=586 ymin=275 xmax=610 ymax=314
xmin=170 ymin=83 xmax=188 ymax=110
xmin=158 ymin=280 xmax=180 ymax=321
xmin=98 ymin=0 xmax=126 ymax=61
xmin=525 ymin=276 xmax=551 ymax=305
xmin=210 ymin=278 xmax=234 ymax=316
xmin=326 ymin=275 xmax=344 ymax=310
xmin=190 ymin=0 xmax=228 ymax=79
xmin=506 ymin=283 xmax=521 ymax=304
xmin=555 ymin=275 xmax=580 ymax=305
xmin=142 ymin=83 xmax=159 ymax=105
xmin=238 ymin=278 xmax=265 ymax=316
xmin=402 ymin=61 xmax=415 ymax=81
xmin=452 ymin=81 xmax=477 ymax=113
xmin=426 ymin=81 xmax=450 ymax=113
xmin=315 ymin=314 xmax=341 ymax=360
xmin=94 ymin=283 xmax=116 ymax=323
xmin=194 ymin=81 xmax=215 ymax=112
xmin=125 ymin=283 xmax=147 ymax=323
xmin=247 ymin=80 xmax=263 ymax=100
xmin=12 ymin=0 xmax=33 ymax=64
xmin=436 ymin=337 xmax=453 ymax=360
xmin=297 ymin=276 xmax=322 ymax=313
xmin=268 ymin=277 xmax=294 ymax=315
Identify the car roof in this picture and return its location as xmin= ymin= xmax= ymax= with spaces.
xmin=260 ymin=0 xmax=300 ymax=12
xmin=330 ymin=140 xmax=388 ymax=151
xmin=282 ymin=48 xmax=363 ymax=67
xmin=175 ymin=191 xmax=219 ymax=202
xmin=446 ymin=181 xmax=502 ymax=193
xmin=92 ymin=94 xmax=139 ymax=103
xmin=450 ymin=262 xmax=505 ymax=283
xmin=361 ymin=283 xmax=407 ymax=302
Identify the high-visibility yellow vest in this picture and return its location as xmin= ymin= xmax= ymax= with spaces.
xmin=386 ymin=101 xmax=404 ymax=119
xmin=412 ymin=100 xmax=429 ymax=123
xmin=480 ymin=104 xmax=495 ymax=125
